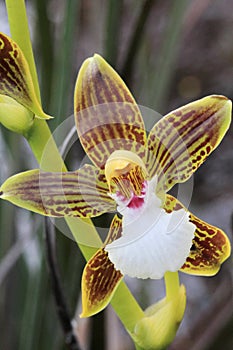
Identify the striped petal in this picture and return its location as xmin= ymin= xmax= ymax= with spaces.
xmin=0 ymin=165 xmax=115 ymax=218
xmin=74 ymin=54 xmax=147 ymax=169
xmin=164 ymin=195 xmax=231 ymax=275
xmin=81 ymin=215 xmax=123 ymax=317
xmin=0 ymin=32 xmax=50 ymax=119
xmin=146 ymin=95 xmax=232 ymax=192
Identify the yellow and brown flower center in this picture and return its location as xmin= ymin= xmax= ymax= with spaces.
xmin=105 ymin=150 xmax=148 ymax=209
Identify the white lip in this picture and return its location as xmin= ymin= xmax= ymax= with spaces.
xmin=105 ymin=176 xmax=196 ymax=279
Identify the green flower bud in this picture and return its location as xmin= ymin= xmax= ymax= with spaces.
xmin=132 ymin=285 xmax=186 ymax=350
xmin=0 ymin=95 xmax=34 ymax=134
xmin=0 ymin=33 xmax=51 ymax=120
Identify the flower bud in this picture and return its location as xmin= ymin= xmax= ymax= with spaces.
xmin=0 ymin=95 xmax=34 ymax=134
xmin=0 ymin=33 xmax=51 ymax=120
xmin=132 ymin=285 xmax=186 ymax=350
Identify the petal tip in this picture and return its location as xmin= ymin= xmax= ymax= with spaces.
xmin=92 ymin=53 xmax=104 ymax=62
xmin=210 ymin=94 xmax=229 ymax=101
xmin=93 ymin=53 xmax=101 ymax=58
xmin=85 ymin=53 xmax=105 ymax=73
xmin=210 ymin=94 xmax=232 ymax=108
xmin=79 ymin=309 xmax=91 ymax=318
xmin=36 ymin=112 xmax=53 ymax=120
xmin=88 ymin=53 xmax=110 ymax=72
xmin=226 ymin=98 xmax=232 ymax=110
xmin=212 ymin=95 xmax=232 ymax=113
xmin=81 ymin=55 xmax=98 ymax=69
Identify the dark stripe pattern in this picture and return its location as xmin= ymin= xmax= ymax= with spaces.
xmin=164 ymin=195 xmax=231 ymax=275
xmin=146 ymin=95 xmax=230 ymax=193
xmin=0 ymin=33 xmax=47 ymax=118
xmin=81 ymin=215 xmax=123 ymax=316
xmin=74 ymin=55 xmax=147 ymax=169
xmin=0 ymin=33 xmax=30 ymax=99
xmin=0 ymin=164 xmax=116 ymax=218
xmin=111 ymin=164 xmax=146 ymax=198
xmin=104 ymin=214 xmax=122 ymax=244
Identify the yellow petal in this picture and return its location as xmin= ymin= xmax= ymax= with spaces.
xmin=164 ymin=195 xmax=231 ymax=275
xmin=0 ymin=165 xmax=115 ymax=218
xmin=0 ymin=33 xmax=51 ymax=119
xmin=74 ymin=54 xmax=147 ymax=169
xmin=147 ymin=95 xmax=232 ymax=193
xmin=81 ymin=215 xmax=123 ymax=317
xmin=104 ymin=214 xmax=123 ymax=244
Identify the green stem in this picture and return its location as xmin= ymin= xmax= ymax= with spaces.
xmin=111 ymin=282 xmax=145 ymax=333
xmin=5 ymin=0 xmax=41 ymax=102
xmin=26 ymin=119 xmax=66 ymax=172
xmin=5 ymin=0 xmax=144 ymax=337
xmin=164 ymin=271 xmax=180 ymax=301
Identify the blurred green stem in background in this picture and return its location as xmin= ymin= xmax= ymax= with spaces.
xmin=50 ymin=0 xmax=81 ymax=126
xmin=35 ymin=0 xmax=54 ymax=111
xmin=148 ymin=0 xmax=187 ymax=112
xmin=104 ymin=0 xmax=123 ymax=68
xmin=121 ymin=0 xmax=155 ymax=84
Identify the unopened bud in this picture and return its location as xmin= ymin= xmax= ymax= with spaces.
xmin=132 ymin=285 xmax=186 ymax=350
xmin=0 ymin=95 xmax=34 ymax=134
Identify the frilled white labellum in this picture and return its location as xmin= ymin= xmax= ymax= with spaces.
xmin=105 ymin=177 xmax=196 ymax=279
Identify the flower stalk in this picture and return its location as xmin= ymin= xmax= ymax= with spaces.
xmin=6 ymin=0 xmax=41 ymax=102
xmin=164 ymin=271 xmax=180 ymax=302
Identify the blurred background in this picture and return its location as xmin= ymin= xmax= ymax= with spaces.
xmin=0 ymin=0 xmax=232 ymax=349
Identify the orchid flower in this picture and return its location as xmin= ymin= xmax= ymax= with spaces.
xmin=0 ymin=41 xmax=231 ymax=322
